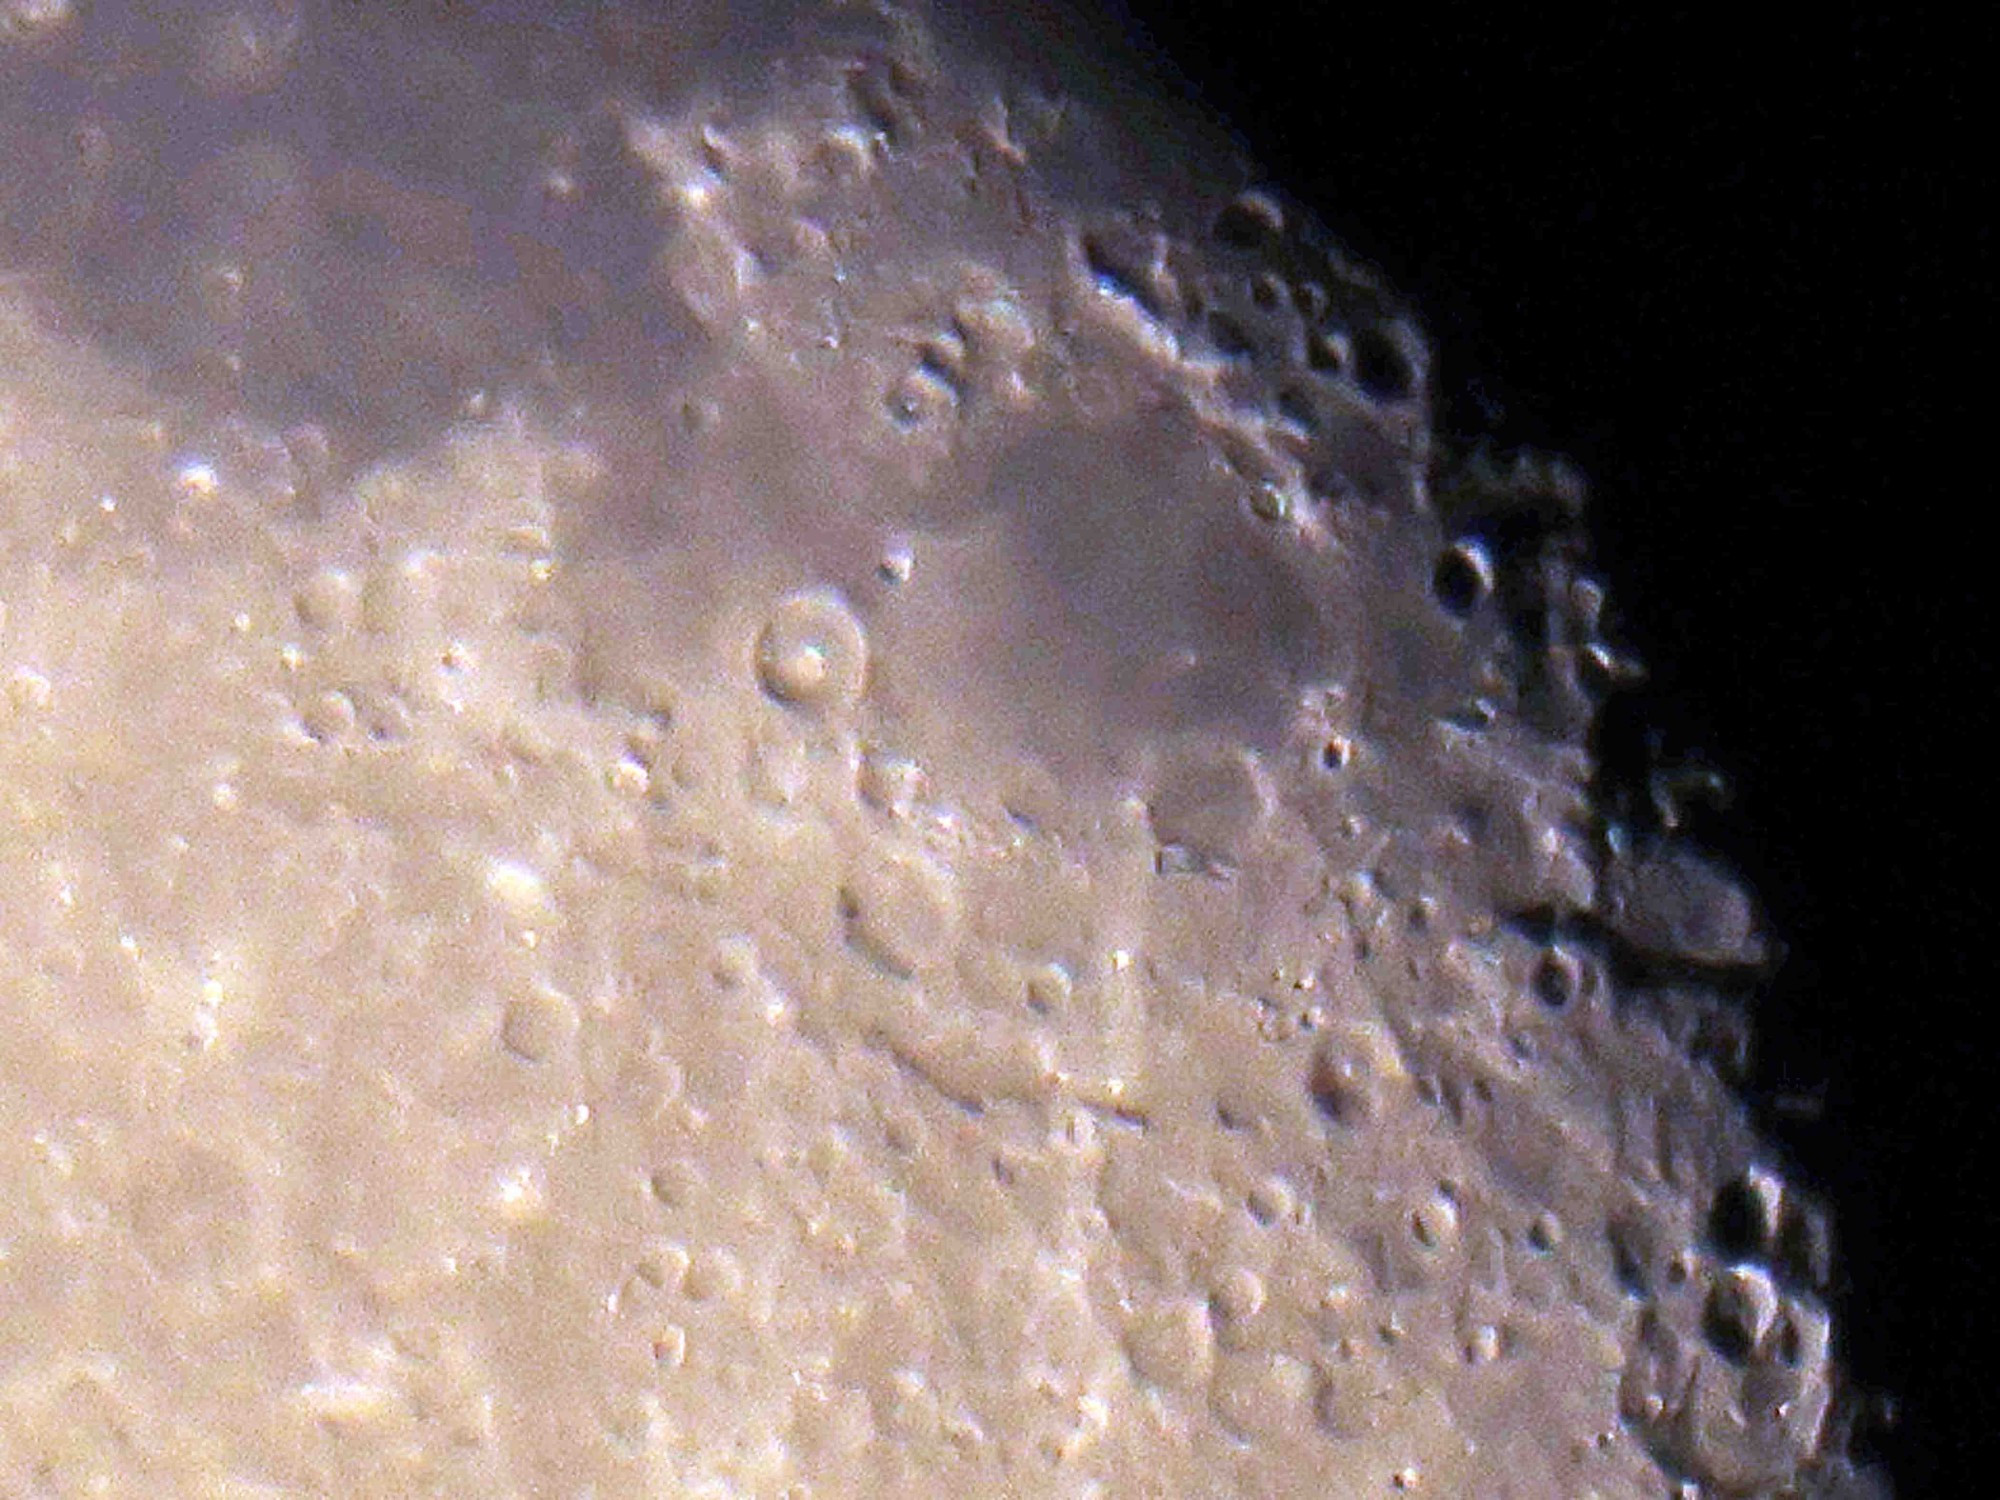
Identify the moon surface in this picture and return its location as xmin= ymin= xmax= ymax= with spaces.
xmin=0 ymin=2 xmax=1876 ymax=1495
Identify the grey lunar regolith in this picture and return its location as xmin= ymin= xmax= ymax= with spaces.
xmin=0 ymin=1 xmax=1876 ymax=1495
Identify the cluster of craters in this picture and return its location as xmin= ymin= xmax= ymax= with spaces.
xmin=0 ymin=1 xmax=1877 ymax=1496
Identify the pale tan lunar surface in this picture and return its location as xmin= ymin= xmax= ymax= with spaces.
xmin=0 ymin=2 xmax=1860 ymax=1496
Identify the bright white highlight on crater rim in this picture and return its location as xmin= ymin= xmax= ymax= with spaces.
xmin=0 ymin=1 xmax=1873 ymax=1496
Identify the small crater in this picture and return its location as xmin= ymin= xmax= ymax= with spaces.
xmin=1080 ymin=228 xmax=1170 ymax=320
xmin=354 ymin=687 xmax=414 ymax=744
xmin=1449 ymin=802 xmax=1492 ymax=850
xmin=1 ymin=0 xmax=75 ymax=44
xmin=1708 ymin=1168 xmax=1780 ymax=1259
xmin=1208 ymin=1351 xmax=1315 ymax=1442
xmin=856 ymin=748 xmax=926 ymax=819
xmin=1120 ymin=1297 xmax=1214 ymax=1391
xmin=630 ymin=1240 xmax=691 ymax=1292
xmin=1606 ymin=1213 xmax=1656 ymax=1297
xmin=1307 ymin=1045 xmax=1378 ymax=1127
xmin=754 ymin=589 xmax=868 ymax=711
xmin=1353 ymin=325 xmax=1417 ymax=403
xmin=683 ymin=1245 xmax=745 ymax=1302
xmin=1144 ymin=744 xmax=1268 ymax=872
xmin=837 ymin=846 xmax=958 ymax=979
xmin=647 ymin=1160 xmax=703 ymax=1211
xmin=885 ymin=360 xmax=958 ymax=429
xmin=1605 ymin=843 xmax=1767 ymax=968
xmin=125 ymin=1142 xmax=258 ymax=1287
xmin=297 ymin=688 xmax=359 ymax=746
xmin=500 ymin=986 xmax=576 ymax=1064
xmin=1275 ymin=383 xmax=1320 ymax=433
xmin=1290 ymin=279 xmax=1329 ymax=320
xmin=1307 ymin=328 xmax=1349 ymax=374
xmin=1212 ymin=191 xmax=1285 ymax=251
xmin=1315 ymin=1357 xmax=1390 ymax=1441
xmin=845 ymin=57 xmax=924 ymax=145
xmin=1432 ymin=540 xmax=1493 ymax=617
xmin=1531 ymin=947 xmax=1581 ymax=1009
xmin=1207 ymin=1265 xmax=1266 ymax=1327
xmin=1205 ymin=308 xmax=1257 ymax=359
xmin=1525 ymin=1212 xmax=1562 ymax=1254
xmin=1441 ymin=699 xmax=1497 ymax=733
xmin=651 ymin=1325 xmax=688 ymax=1369
xmin=1408 ymin=1186 xmax=1460 ymax=1253
xmin=1702 ymin=1264 xmax=1778 ymax=1364
xmin=1246 ymin=1176 xmax=1298 ymax=1227
xmin=876 ymin=541 xmax=915 ymax=585
xmin=1023 ymin=962 xmax=1072 ymax=1015
xmin=294 ymin=567 xmax=360 ymax=633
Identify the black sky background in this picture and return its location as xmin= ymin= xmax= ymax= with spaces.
xmin=1109 ymin=2 xmax=1984 ymax=1490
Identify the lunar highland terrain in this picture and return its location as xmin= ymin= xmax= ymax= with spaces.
xmin=0 ymin=2 xmax=1883 ymax=1495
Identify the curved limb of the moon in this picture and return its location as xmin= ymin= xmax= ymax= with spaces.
xmin=0 ymin=2 xmax=1869 ymax=1495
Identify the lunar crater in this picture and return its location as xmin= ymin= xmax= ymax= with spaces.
xmin=0 ymin=2 xmax=1874 ymax=1497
